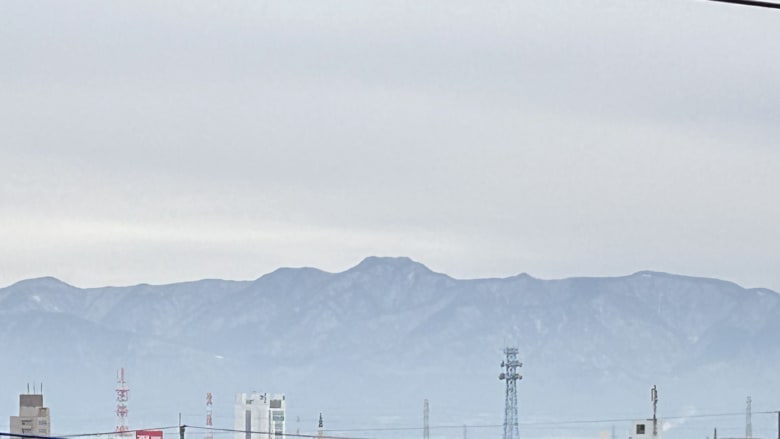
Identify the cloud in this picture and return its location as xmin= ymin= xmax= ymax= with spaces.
xmin=1 ymin=0 xmax=778 ymax=290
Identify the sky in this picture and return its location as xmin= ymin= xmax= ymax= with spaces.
xmin=1 ymin=0 xmax=779 ymax=290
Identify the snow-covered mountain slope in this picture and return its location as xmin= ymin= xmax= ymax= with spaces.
xmin=1 ymin=257 xmax=778 ymax=438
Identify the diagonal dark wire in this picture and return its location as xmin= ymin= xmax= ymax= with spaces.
xmin=705 ymin=0 xmax=780 ymax=9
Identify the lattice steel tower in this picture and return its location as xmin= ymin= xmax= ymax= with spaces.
xmin=205 ymin=392 xmax=213 ymax=439
xmin=115 ymin=368 xmax=129 ymax=436
xmin=499 ymin=348 xmax=522 ymax=439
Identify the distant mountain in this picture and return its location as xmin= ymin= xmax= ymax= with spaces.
xmin=1 ymin=257 xmax=778 ymax=439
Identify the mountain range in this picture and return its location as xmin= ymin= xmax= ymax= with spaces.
xmin=1 ymin=257 xmax=778 ymax=439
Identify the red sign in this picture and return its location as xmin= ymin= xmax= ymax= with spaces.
xmin=136 ymin=430 xmax=163 ymax=439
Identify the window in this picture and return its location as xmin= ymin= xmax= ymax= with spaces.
xmin=636 ymin=424 xmax=645 ymax=435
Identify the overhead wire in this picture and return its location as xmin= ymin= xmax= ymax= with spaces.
xmin=704 ymin=0 xmax=780 ymax=8
xmin=1 ymin=410 xmax=777 ymax=439
xmin=58 ymin=427 xmax=181 ymax=438
xmin=186 ymin=426 xmax=373 ymax=439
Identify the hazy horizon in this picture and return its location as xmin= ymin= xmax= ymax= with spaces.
xmin=2 ymin=256 xmax=779 ymax=294
xmin=2 ymin=1 xmax=779 ymax=292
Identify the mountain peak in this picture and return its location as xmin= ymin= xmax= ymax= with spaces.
xmin=349 ymin=256 xmax=432 ymax=273
xmin=6 ymin=276 xmax=75 ymax=290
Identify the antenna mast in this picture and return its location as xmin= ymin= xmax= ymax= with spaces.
xmin=745 ymin=397 xmax=752 ymax=439
xmin=115 ymin=368 xmax=129 ymax=436
xmin=424 ymin=399 xmax=430 ymax=439
xmin=651 ymin=385 xmax=658 ymax=437
xmin=205 ymin=392 xmax=213 ymax=439
xmin=499 ymin=347 xmax=522 ymax=439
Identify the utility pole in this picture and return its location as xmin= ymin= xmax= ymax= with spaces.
xmin=499 ymin=347 xmax=522 ymax=439
xmin=745 ymin=397 xmax=752 ymax=439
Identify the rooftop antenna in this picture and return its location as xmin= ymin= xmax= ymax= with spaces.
xmin=651 ymin=385 xmax=659 ymax=437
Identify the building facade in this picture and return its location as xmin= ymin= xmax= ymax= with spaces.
xmin=234 ymin=392 xmax=285 ymax=439
xmin=10 ymin=393 xmax=50 ymax=436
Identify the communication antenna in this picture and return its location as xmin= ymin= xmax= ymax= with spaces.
xmin=651 ymin=385 xmax=659 ymax=437
xmin=205 ymin=392 xmax=213 ymax=439
xmin=423 ymin=399 xmax=430 ymax=439
xmin=115 ymin=367 xmax=129 ymax=435
xmin=745 ymin=397 xmax=752 ymax=439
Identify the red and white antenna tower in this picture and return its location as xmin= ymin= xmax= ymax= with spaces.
xmin=115 ymin=367 xmax=129 ymax=435
xmin=205 ymin=392 xmax=213 ymax=439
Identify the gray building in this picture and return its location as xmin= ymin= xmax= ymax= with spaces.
xmin=10 ymin=393 xmax=50 ymax=436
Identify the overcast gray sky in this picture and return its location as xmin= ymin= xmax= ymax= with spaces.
xmin=1 ymin=0 xmax=778 ymax=290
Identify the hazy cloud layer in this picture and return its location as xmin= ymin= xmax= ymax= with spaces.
xmin=1 ymin=0 xmax=778 ymax=289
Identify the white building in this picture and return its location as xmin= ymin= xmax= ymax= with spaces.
xmin=10 ymin=393 xmax=50 ymax=436
xmin=234 ymin=392 xmax=286 ymax=439
xmin=629 ymin=419 xmax=662 ymax=439
xmin=629 ymin=386 xmax=662 ymax=439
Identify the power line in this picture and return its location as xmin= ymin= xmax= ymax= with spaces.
xmin=705 ymin=0 xmax=780 ymax=9
xmin=1 ymin=427 xmax=181 ymax=439
xmin=3 ymin=409 xmax=777 ymax=439
xmin=60 ymin=427 xmax=181 ymax=438
xmin=1 ymin=434 xmax=67 ymax=439
xmin=186 ymin=426 xmax=373 ymax=439
xmin=318 ymin=410 xmax=780 ymax=433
